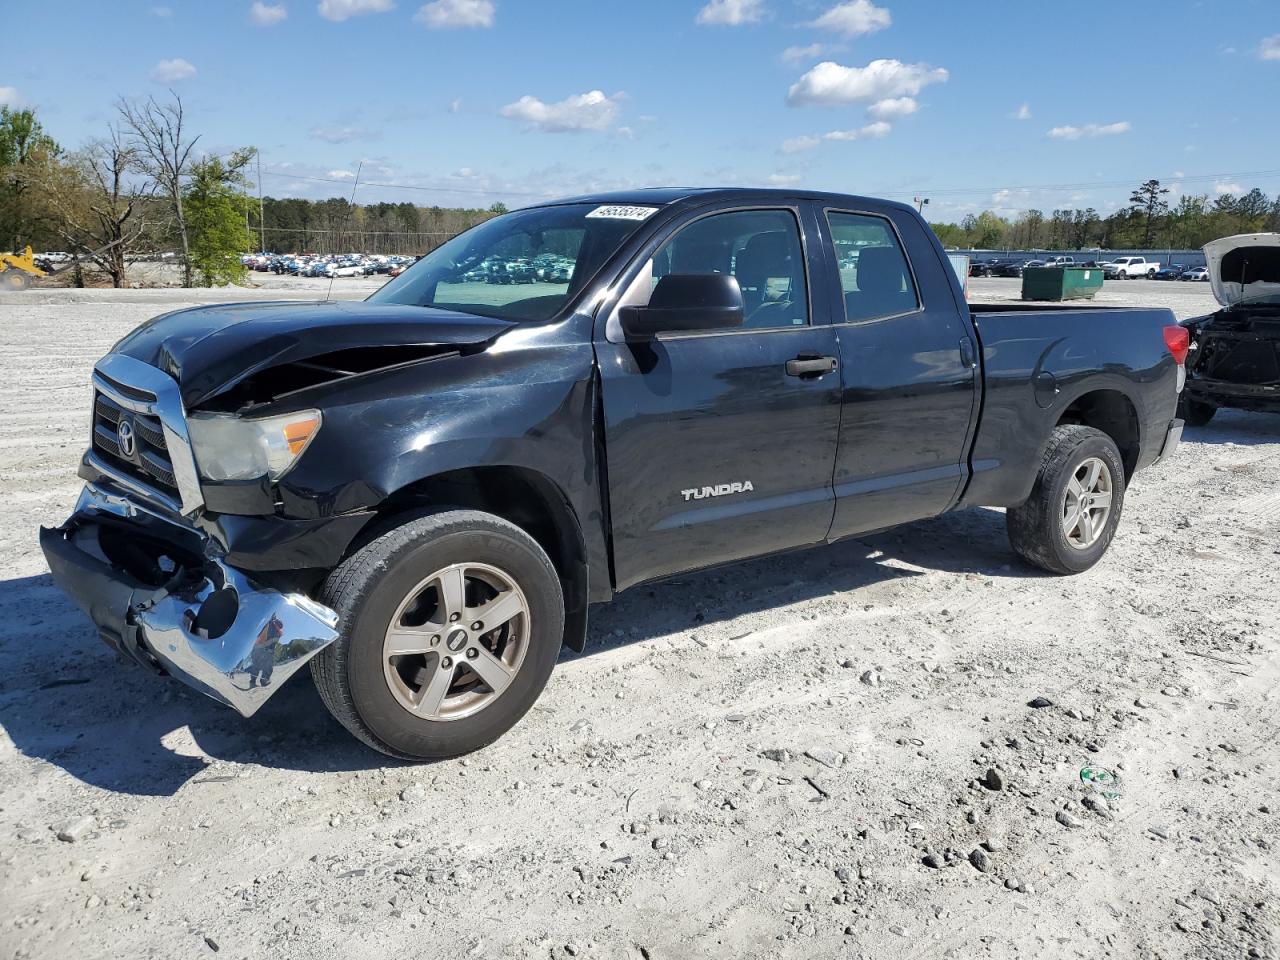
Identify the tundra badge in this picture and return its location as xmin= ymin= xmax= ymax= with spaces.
xmin=681 ymin=481 xmax=754 ymax=501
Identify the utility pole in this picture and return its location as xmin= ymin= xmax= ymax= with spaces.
xmin=914 ymin=197 xmax=930 ymax=215
xmin=256 ymin=150 xmax=266 ymax=254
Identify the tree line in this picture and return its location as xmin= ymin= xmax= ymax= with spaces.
xmin=929 ymin=179 xmax=1280 ymax=252
xmin=251 ymin=197 xmax=496 ymax=258
xmin=0 ymin=97 xmax=497 ymax=287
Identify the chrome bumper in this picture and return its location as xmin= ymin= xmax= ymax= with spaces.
xmin=40 ymin=484 xmax=339 ymax=717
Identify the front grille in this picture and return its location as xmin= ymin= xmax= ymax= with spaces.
xmin=91 ymin=391 xmax=180 ymax=495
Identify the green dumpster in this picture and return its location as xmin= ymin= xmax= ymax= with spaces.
xmin=1021 ymin=266 xmax=1105 ymax=301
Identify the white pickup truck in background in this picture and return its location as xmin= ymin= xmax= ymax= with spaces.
xmin=1104 ymin=256 xmax=1160 ymax=279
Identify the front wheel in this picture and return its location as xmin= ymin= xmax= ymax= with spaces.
xmin=310 ymin=509 xmax=564 ymax=760
xmin=1007 ymin=425 xmax=1126 ymax=575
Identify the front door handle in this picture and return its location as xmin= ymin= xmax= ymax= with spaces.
xmin=959 ymin=337 xmax=976 ymax=369
xmin=785 ymin=355 xmax=838 ymax=378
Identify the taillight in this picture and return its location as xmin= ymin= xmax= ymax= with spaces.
xmin=1163 ymin=325 xmax=1190 ymax=365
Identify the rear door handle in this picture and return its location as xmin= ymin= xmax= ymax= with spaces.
xmin=785 ymin=355 xmax=838 ymax=378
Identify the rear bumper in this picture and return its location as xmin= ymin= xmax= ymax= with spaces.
xmin=39 ymin=484 xmax=339 ymax=717
xmin=1155 ymin=418 xmax=1183 ymax=464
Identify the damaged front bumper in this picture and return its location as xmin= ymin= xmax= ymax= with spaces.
xmin=39 ymin=483 xmax=339 ymax=717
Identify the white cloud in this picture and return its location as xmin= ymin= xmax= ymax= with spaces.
xmin=767 ymin=173 xmax=802 ymax=186
xmin=1261 ymin=34 xmax=1280 ymax=60
xmin=500 ymin=90 xmax=622 ymax=133
xmin=151 ymin=5 xmax=172 ymax=15
xmin=1046 ymin=121 xmax=1130 ymax=140
xmin=781 ymin=134 xmax=821 ymax=153
xmin=250 ymin=2 xmax=288 ymax=25
xmin=807 ymin=0 xmax=890 ymax=37
xmin=1013 ymin=102 xmax=1032 ymax=120
xmin=696 ymin=0 xmax=765 ymax=26
xmin=0 ymin=86 xmax=25 ymax=109
xmin=414 ymin=0 xmax=494 ymax=28
xmin=780 ymin=43 xmax=839 ymax=64
xmin=782 ymin=121 xmax=891 ymax=152
xmin=317 ymin=0 xmax=394 ymax=21
xmin=867 ymin=96 xmax=917 ymax=119
xmin=328 ymin=169 xmax=356 ymax=178
xmin=150 ymin=58 xmax=196 ymax=83
xmin=310 ymin=124 xmax=381 ymax=143
xmin=448 ymin=97 xmax=462 ymax=113
xmin=787 ymin=59 xmax=948 ymax=106
xmin=1214 ymin=181 xmax=1244 ymax=196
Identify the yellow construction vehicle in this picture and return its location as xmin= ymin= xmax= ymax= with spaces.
xmin=0 ymin=246 xmax=47 ymax=290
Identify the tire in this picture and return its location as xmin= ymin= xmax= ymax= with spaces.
xmin=1007 ymin=425 xmax=1127 ymax=575
xmin=1178 ymin=396 xmax=1216 ymax=427
xmin=310 ymin=509 xmax=564 ymax=760
xmin=1 ymin=269 xmax=30 ymax=290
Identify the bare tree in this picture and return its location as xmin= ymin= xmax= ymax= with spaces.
xmin=117 ymin=91 xmax=199 ymax=286
xmin=30 ymin=126 xmax=151 ymax=287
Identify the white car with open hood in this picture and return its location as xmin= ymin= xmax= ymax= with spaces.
xmin=1179 ymin=233 xmax=1280 ymax=426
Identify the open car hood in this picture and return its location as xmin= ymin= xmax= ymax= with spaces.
xmin=1204 ymin=233 xmax=1280 ymax=308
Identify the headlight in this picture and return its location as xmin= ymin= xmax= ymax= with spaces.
xmin=187 ymin=410 xmax=322 ymax=481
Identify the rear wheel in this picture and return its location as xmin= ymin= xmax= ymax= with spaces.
xmin=1178 ymin=396 xmax=1216 ymax=427
xmin=1007 ymin=425 xmax=1126 ymax=575
xmin=310 ymin=509 xmax=564 ymax=760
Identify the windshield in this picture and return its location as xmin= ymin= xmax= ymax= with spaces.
xmin=368 ymin=202 xmax=659 ymax=321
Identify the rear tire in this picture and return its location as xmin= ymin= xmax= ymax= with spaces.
xmin=310 ymin=509 xmax=564 ymax=760
xmin=1007 ymin=425 xmax=1126 ymax=575
xmin=1178 ymin=396 xmax=1216 ymax=427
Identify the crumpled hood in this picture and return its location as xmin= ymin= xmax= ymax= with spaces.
xmin=110 ymin=300 xmax=515 ymax=407
xmin=1204 ymin=233 xmax=1280 ymax=307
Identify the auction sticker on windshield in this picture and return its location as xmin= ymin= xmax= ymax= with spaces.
xmin=586 ymin=205 xmax=659 ymax=221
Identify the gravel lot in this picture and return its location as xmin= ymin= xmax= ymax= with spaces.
xmin=1 ymin=279 xmax=1277 ymax=960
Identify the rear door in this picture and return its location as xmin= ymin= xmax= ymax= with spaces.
xmin=820 ymin=205 xmax=980 ymax=538
xmin=595 ymin=204 xmax=842 ymax=590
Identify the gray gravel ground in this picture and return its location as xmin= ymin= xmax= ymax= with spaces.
xmin=1 ymin=279 xmax=1276 ymax=960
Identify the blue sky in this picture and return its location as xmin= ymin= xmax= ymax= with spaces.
xmin=3 ymin=0 xmax=1279 ymax=219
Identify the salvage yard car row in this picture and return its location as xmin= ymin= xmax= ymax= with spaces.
xmin=969 ymin=255 xmax=1209 ymax=281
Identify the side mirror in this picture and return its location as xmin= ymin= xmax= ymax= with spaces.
xmin=619 ymin=274 xmax=744 ymax=339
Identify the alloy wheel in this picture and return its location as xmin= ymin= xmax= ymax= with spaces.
xmin=382 ymin=562 xmax=530 ymax=721
xmin=1062 ymin=457 xmax=1113 ymax=550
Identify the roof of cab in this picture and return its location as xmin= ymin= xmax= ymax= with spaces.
xmin=538 ymin=186 xmax=918 ymax=216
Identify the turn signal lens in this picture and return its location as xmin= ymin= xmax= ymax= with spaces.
xmin=1163 ymin=325 xmax=1190 ymax=365
xmin=283 ymin=415 xmax=321 ymax=456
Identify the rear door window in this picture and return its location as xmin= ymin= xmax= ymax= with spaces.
xmin=827 ymin=212 xmax=920 ymax=323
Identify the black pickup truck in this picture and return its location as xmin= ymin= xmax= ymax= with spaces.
xmin=41 ymin=188 xmax=1187 ymax=760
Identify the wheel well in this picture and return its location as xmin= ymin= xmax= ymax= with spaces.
xmin=1056 ymin=390 xmax=1141 ymax=477
xmin=374 ymin=466 xmax=590 ymax=651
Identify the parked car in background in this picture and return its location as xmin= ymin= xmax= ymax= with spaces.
xmin=1041 ymin=256 xmax=1075 ymax=267
xmin=1153 ymin=264 xmax=1186 ymax=280
xmin=969 ymin=258 xmax=1000 ymax=277
xmin=1180 ymin=266 xmax=1209 ymax=281
xmin=1104 ymin=256 xmax=1160 ymax=279
xmin=1179 ymin=234 xmax=1280 ymax=426
xmin=994 ymin=259 xmax=1034 ymax=278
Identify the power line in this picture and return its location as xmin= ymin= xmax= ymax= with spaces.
xmin=260 ymin=169 xmax=551 ymax=199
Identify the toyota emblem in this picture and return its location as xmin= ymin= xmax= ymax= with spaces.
xmin=116 ymin=418 xmax=137 ymax=458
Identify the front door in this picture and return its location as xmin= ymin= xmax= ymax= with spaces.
xmin=596 ymin=206 xmax=842 ymax=591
